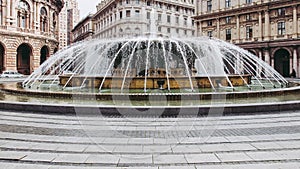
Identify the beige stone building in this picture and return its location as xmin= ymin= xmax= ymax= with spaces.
xmin=93 ymin=0 xmax=196 ymax=39
xmin=72 ymin=14 xmax=94 ymax=42
xmin=194 ymin=0 xmax=300 ymax=77
xmin=58 ymin=0 xmax=79 ymax=49
xmin=0 ymin=0 xmax=64 ymax=74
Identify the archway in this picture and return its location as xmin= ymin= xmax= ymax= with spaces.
xmin=274 ymin=49 xmax=290 ymax=77
xmin=40 ymin=46 xmax=49 ymax=65
xmin=17 ymin=43 xmax=32 ymax=75
xmin=0 ymin=43 xmax=4 ymax=73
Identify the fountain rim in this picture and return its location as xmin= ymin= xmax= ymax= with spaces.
xmin=1 ymin=81 xmax=300 ymax=115
xmin=0 ymin=81 xmax=298 ymax=101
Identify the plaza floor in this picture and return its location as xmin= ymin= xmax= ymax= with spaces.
xmin=0 ymin=110 xmax=299 ymax=168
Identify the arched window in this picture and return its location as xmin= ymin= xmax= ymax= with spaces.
xmin=52 ymin=12 xmax=57 ymax=31
xmin=17 ymin=0 xmax=30 ymax=28
xmin=40 ymin=7 xmax=48 ymax=32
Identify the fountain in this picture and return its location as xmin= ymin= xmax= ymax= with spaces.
xmin=0 ymin=35 xmax=299 ymax=115
xmin=20 ymin=36 xmax=287 ymax=94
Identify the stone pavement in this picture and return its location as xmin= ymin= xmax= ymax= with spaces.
xmin=0 ymin=110 xmax=299 ymax=168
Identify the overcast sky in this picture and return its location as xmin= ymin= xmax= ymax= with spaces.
xmin=77 ymin=0 xmax=100 ymax=19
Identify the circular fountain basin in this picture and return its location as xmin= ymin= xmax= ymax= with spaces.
xmin=1 ymin=81 xmax=300 ymax=116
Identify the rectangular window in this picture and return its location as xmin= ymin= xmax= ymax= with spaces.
xmin=158 ymin=26 xmax=161 ymax=32
xmin=126 ymin=0 xmax=129 ymax=4
xmin=246 ymin=14 xmax=251 ymax=21
xmin=226 ymin=16 xmax=231 ymax=24
xmin=246 ymin=26 xmax=253 ymax=39
xmin=278 ymin=8 xmax=286 ymax=16
xmin=176 ymin=17 xmax=179 ymax=24
xmin=120 ymin=11 xmax=123 ymax=19
xmin=278 ymin=22 xmax=285 ymax=35
xmin=126 ymin=10 xmax=131 ymax=17
xmin=184 ymin=30 xmax=187 ymax=35
xmin=246 ymin=0 xmax=252 ymax=4
xmin=147 ymin=12 xmax=150 ymax=19
xmin=158 ymin=14 xmax=162 ymax=21
xmin=207 ymin=20 xmax=212 ymax=26
xmin=136 ymin=0 xmax=140 ymax=4
xmin=167 ymin=15 xmax=171 ymax=23
xmin=225 ymin=0 xmax=231 ymax=8
xmin=176 ymin=28 xmax=179 ymax=34
xmin=184 ymin=18 xmax=187 ymax=25
xmin=135 ymin=10 xmax=140 ymax=17
xmin=226 ymin=29 xmax=231 ymax=40
xmin=207 ymin=31 xmax=213 ymax=37
xmin=207 ymin=0 xmax=212 ymax=12
xmin=167 ymin=28 xmax=170 ymax=33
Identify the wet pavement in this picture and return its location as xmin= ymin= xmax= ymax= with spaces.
xmin=0 ymin=110 xmax=299 ymax=168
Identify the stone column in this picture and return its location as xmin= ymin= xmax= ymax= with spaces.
xmin=264 ymin=48 xmax=270 ymax=66
xmin=293 ymin=47 xmax=299 ymax=77
xmin=293 ymin=5 xmax=298 ymax=39
xmin=216 ymin=18 xmax=220 ymax=38
xmin=11 ymin=0 xmax=15 ymax=22
xmin=264 ymin=10 xmax=270 ymax=41
xmin=236 ymin=15 xmax=240 ymax=43
xmin=258 ymin=11 xmax=262 ymax=41
xmin=197 ymin=21 xmax=202 ymax=36
xmin=258 ymin=50 xmax=263 ymax=77
xmin=6 ymin=51 xmax=17 ymax=71
xmin=6 ymin=0 xmax=10 ymax=16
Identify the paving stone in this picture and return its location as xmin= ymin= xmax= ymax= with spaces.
xmin=118 ymin=154 xmax=152 ymax=165
xmin=0 ymin=151 xmax=27 ymax=160
xmin=114 ymin=145 xmax=143 ymax=153
xmin=84 ymin=145 xmax=116 ymax=153
xmin=251 ymin=142 xmax=283 ymax=150
xmin=84 ymin=154 xmax=120 ymax=164
xmin=185 ymin=153 xmax=220 ymax=163
xmin=127 ymin=138 xmax=154 ymax=144
xmin=21 ymin=152 xmax=59 ymax=162
xmin=143 ymin=145 xmax=172 ymax=153
xmin=225 ymin=143 xmax=257 ymax=151
xmin=198 ymin=144 xmax=230 ymax=152
xmin=171 ymin=145 xmax=202 ymax=153
xmin=52 ymin=153 xmax=90 ymax=163
xmin=153 ymin=154 xmax=187 ymax=164
xmin=215 ymin=152 xmax=254 ymax=162
xmin=56 ymin=143 xmax=88 ymax=152
xmin=245 ymin=151 xmax=284 ymax=161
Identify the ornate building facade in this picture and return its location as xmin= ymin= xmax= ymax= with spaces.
xmin=194 ymin=0 xmax=300 ymax=77
xmin=93 ymin=0 xmax=196 ymax=38
xmin=0 ymin=0 xmax=64 ymax=74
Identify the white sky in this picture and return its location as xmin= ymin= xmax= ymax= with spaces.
xmin=77 ymin=0 xmax=100 ymax=19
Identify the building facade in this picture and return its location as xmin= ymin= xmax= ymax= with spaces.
xmin=58 ymin=0 xmax=79 ymax=49
xmin=0 ymin=0 xmax=64 ymax=74
xmin=93 ymin=0 xmax=196 ymax=39
xmin=194 ymin=0 xmax=300 ymax=77
xmin=72 ymin=14 xmax=94 ymax=42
